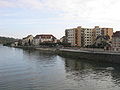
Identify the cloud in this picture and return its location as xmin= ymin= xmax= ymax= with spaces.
xmin=17 ymin=0 xmax=43 ymax=9
xmin=0 ymin=0 xmax=15 ymax=8
xmin=0 ymin=0 xmax=43 ymax=9
xmin=0 ymin=0 xmax=119 ymax=19
xmin=44 ymin=0 xmax=120 ymax=20
xmin=1 ymin=0 xmax=120 ymax=27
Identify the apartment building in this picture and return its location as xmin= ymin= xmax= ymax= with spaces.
xmin=65 ymin=28 xmax=76 ymax=46
xmin=112 ymin=31 xmax=120 ymax=51
xmin=101 ymin=28 xmax=113 ymax=41
xmin=93 ymin=26 xmax=102 ymax=42
xmin=65 ymin=27 xmax=82 ymax=46
xmin=65 ymin=26 xmax=113 ymax=47
xmin=83 ymin=28 xmax=93 ymax=46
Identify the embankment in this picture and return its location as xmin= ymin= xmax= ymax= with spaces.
xmin=14 ymin=46 xmax=36 ymax=50
xmin=57 ymin=49 xmax=120 ymax=64
xmin=14 ymin=46 xmax=120 ymax=64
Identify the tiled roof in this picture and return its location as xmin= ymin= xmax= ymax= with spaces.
xmin=112 ymin=31 xmax=120 ymax=37
xmin=34 ymin=34 xmax=56 ymax=39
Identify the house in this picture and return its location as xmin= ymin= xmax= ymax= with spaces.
xmin=112 ymin=31 xmax=120 ymax=51
xmin=94 ymin=35 xmax=110 ymax=48
xmin=22 ymin=35 xmax=33 ymax=46
xmin=33 ymin=34 xmax=57 ymax=46
xmin=60 ymin=36 xmax=67 ymax=43
xmin=14 ymin=41 xmax=19 ymax=46
xmin=11 ymin=41 xmax=19 ymax=47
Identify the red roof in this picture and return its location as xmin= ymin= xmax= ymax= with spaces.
xmin=34 ymin=34 xmax=56 ymax=39
xmin=112 ymin=31 xmax=120 ymax=37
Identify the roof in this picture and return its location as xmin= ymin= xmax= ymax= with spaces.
xmin=96 ymin=35 xmax=110 ymax=40
xmin=34 ymin=34 xmax=57 ymax=39
xmin=23 ymin=35 xmax=33 ymax=39
xmin=112 ymin=31 xmax=120 ymax=37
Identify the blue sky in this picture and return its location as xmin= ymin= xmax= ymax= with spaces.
xmin=0 ymin=0 xmax=120 ymax=39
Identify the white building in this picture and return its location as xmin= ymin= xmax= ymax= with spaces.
xmin=83 ymin=28 xmax=93 ymax=46
xmin=22 ymin=35 xmax=33 ymax=46
xmin=33 ymin=34 xmax=57 ymax=46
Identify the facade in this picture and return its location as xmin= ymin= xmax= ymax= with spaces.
xmin=22 ymin=35 xmax=33 ymax=46
xmin=65 ymin=29 xmax=75 ymax=46
xmin=33 ymin=34 xmax=57 ymax=46
xmin=65 ymin=27 xmax=82 ymax=47
xmin=33 ymin=36 xmax=40 ymax=46
xmin=101 ymin=28 xmax=113 ymax=41
xmin=112 ymin=31 xmax=120 ymax=51
xmin=83 ymin=28 xmax=93 ymax=46
xmin=11 ymin=41 xmax=19 ymax=47
xmin=65 ymin=26 xmax=113 ymax=47
xmin=60 ymin=36 xmax=67 ymax=43
xmin=14 ymin=41 xmax=19 ymax=46
xmin=93 ymin=26 xmax=102 ymax=43
xmin=94 ymin=35 xmax=110 ymax=48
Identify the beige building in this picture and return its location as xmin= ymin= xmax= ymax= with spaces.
xmin=93 ymin=26 xmax=113 ymax=44
xmin=112 ymin=31 xmax=120 ymax=51
xmin=65 ymin=27 xmax=82 ymax=47
xmin=65 ymin=26 xmax=113 ymax=47
xmin=101 ymin=28 xmax=113 ymax=41
xmin=22 ymin=35 xmax=33 ymax=46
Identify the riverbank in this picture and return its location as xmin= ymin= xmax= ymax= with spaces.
xmin=2 ymin=45 xmax=120 ymax=90
xmin=14 ymin=46 xmax=36 ymax=49
xmin=14 ymin=46 xmax=120 ymax=64
xmin=58 ymin=49 xmax=120 ymax=64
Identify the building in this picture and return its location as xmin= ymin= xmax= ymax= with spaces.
xmin=65 ymin=28 xmax=75 ymax=46
xmin=94 ymin=35 xmax=110 ymax=48
xmin=92 ymin=26 xmax=102 ymax=43
xmin=83 ymin=28 xmax=93 ymax=46
xmin=65 ymin=27 xmax=82 ymax=47
xmin=93 ymin=26 xmax=113 ymax=43
xmin=65 ymin=26 xmax=113 ymax=47
xmin=33 ymin=34 xmax=57 ymax=46
xmin=60 ymin=36 xmax=67 ymax=43
xmin=11 ymin=41 xmax=19 ymax=47
xmin=22 ymin=35 xmax=33 ymax=46
xmin=112 ymin=31 xmax=120 ymax=51
xmin=101 ymin=28 xmax=113 ymax=41
xmin=33 ymin=36 xmax=40 ymax=46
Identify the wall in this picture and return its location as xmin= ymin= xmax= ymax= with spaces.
xmin=57 ymin=50 xmax=120 ymax=64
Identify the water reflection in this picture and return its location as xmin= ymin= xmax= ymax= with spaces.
xmin=23 ymin=50 xmax=120 ymax=90
xmin=1 ymin=46 xmax=120 ymax=90
xmin=64 ymin=58 xmax=120 ymax=89
xmin=23 ymin=50 xmax=57 ymax=62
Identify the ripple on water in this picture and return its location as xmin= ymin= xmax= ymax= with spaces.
xmin=0 ymin=46 xmax=120 ymax=90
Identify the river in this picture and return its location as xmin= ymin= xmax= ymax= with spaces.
xmin=0 ymin=45 xmax=120 ymax=90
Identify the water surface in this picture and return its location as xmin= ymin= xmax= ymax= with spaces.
xmin=0 ymin=45 xmax=120 ymax=90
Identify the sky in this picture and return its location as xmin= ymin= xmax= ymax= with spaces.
xmin=0 ymin=0 xmax=120 ymax=39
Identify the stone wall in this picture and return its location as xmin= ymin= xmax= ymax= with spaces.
xmin=57 ymin=50 xmax=120 ymax=64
